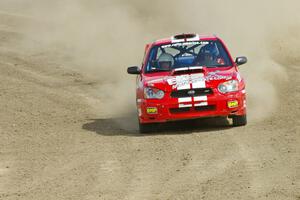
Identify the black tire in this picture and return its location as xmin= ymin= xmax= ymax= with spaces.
xmin=232 ymin=115 xmax=247 ymax=127
xmin=139 ymin=123 xmax=157 ymax=133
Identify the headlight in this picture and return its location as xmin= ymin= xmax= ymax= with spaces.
xmin=218 ymin=80 xmax=239 ymax=93
xmin=144 ymin=87 xmax=165 ymax=99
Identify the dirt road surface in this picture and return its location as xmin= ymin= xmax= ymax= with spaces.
xmin=0 ymin=2 xmax=299 ymax=200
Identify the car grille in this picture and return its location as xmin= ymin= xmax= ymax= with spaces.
xmin=170 ymin=105 xmax=216 ymax=114
xmin=171 ymin=88 xmax=213 ymax=98
xmin=194 ymin=105 xmax=216 ymax=111
xmin=170 ymin=107 xmax=191 ymax=114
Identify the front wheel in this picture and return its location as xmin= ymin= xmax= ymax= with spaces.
xmin=232 ymin=115 xmax=247 ymax=127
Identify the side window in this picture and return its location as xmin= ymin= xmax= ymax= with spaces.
xmin=146 ymin=46 xmax=158 ymax=72
xmin=156 ymin=48 xmax=163 ymax=60
xmin=216 ymin=42 xmax=232 ymax=65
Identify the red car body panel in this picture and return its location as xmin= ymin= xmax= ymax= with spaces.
xmin=135 ymin=34 xmax=246 ymax=124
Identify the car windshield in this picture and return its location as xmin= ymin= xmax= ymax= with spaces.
xmin=145 ymin=40 xmax=232 ymax=73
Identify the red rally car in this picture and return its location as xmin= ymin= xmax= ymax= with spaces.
xmin=127 ymin=33 xmax=248 ymax=133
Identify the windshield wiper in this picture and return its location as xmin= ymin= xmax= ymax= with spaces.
xmin=150 ymin=69 xmax=171 ymax=73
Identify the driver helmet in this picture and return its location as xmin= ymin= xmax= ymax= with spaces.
xmin=200 ymin=43 xmax=219 ymax=60
xmin=158 ymin=53 xmax=174 ymax=70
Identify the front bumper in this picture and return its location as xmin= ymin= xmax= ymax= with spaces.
xmin=138 ymin=90 xmax=246 ymax=124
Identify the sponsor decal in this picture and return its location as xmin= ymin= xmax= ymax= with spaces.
xmin=147 ymin=78 xmax=164 ymax=84
xmin=167 ymin=73 xmax=232 ymax=89
xmin=206 ymin=72 xmax=232 ymax=81
xmin=162 ymin=41 xmax=209 ymax=49
xmin=227 ymin=100 xmax=239 ymax=108
xmin=146 ymin=107 xmax=158 ymax=114
xmin=167 ymin=74 xmax=202 ymax=89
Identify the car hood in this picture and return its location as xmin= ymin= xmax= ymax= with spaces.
xmin=143 ymin=66 xmax=240 ymax=91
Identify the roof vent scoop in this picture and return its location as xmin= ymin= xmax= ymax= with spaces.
xmin=172 ymin=67 xmax=204 ymax=75
xmin=173 ymin=33 xmax=198 ymax=40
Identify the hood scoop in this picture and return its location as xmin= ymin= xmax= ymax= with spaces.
xmin=172 ymin=66 xmax=204 ymax=75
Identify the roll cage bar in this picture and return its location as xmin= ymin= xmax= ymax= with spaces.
xmin=158 ymin=44 xmax=202 ymax=58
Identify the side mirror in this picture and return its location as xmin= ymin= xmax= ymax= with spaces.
xmin=127 ymin=66 xmax=141 ymax=75
xmin=235 ymin=56 xmax=247 ymax=66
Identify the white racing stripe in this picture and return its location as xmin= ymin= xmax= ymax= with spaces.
xmin=177 ymin=84 xmax=190 ymax=90
xmin=194 ymin=102 xmax=208 ymax=107
xmin=176 ymin=75 xmax=191 ymax=90
xmin=192 ymin=81 xmax=205 ymax=89
xmin=171 ymin=38 xmax=185 ymax=43
xmin=178 ymin=97 xmax=192 ymax=103
xmin=179 ymin=104 xmax=193 ymax=108
xmin=191 ymin=73 xmax=205 ymax=89
xmin=186 ymin=35 xmax=200 ymax=42
xmin=173 ymin=71 xmax=208 ymax=109
xmin=192 ymin=73 xmax=207 ymax=107
xmin=194 ymin=96 xmax=208 ymax=102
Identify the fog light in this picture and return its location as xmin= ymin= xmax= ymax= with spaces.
xmin=228 ymin=100 xmax=239 ymax=108
xmin=146 ymin=107 xmax=158 ymax=114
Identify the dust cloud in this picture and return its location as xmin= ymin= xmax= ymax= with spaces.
xmin=2 ymin=0 xmax=300 ymax=121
